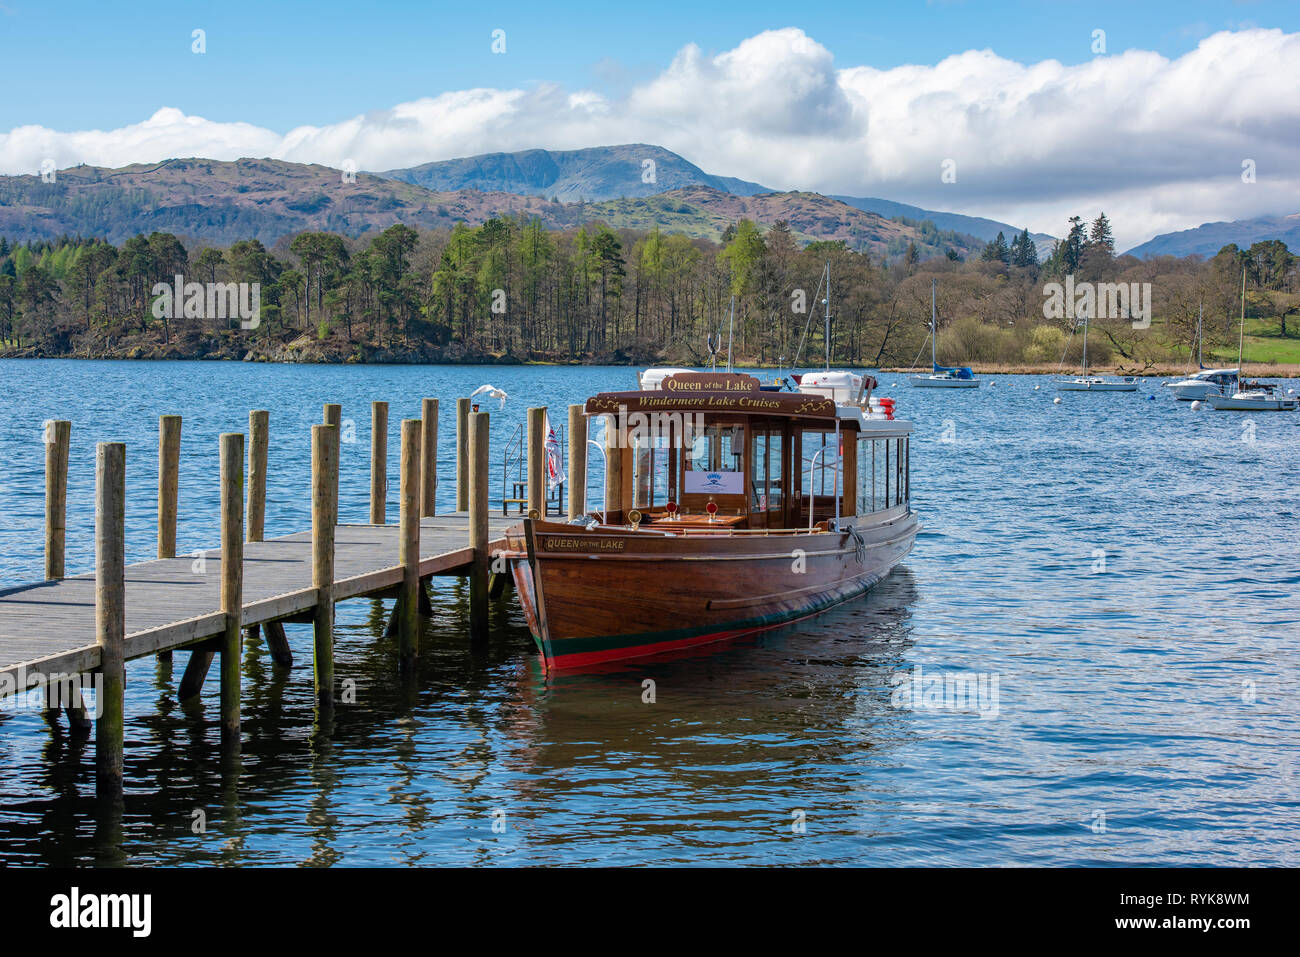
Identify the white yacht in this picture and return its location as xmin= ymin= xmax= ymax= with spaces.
xmin=1207 ymin=384 xmax=1298 ymax=411
xmin=1053 ymin=310 xmax=1138 ymax=392
xmin=1206 ymin=271 xmax=1297 ymax=412
xmin=910 ymin=280 xmax=982 ymax=389
xmin=1166 ymin=368 xmax=1239 ymax=401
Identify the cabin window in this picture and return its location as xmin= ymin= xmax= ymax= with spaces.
xmin=632 ymin=427 xmax=676 ymax=508
xmin=683 ymin=422 xmax=745 ymax=497
xmin=750 ymin=426 xmax=785 ymax=518
xmin=858 ymin=436 xmax=911 ymax=513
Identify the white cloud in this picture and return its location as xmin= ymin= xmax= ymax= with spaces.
xmin=3 ymin=26 xmax=1298 ymax=250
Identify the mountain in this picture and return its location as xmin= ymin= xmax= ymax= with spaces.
xmin=376 ymin=144 xmax=769 ymax=202
xmin=0 ymin=158 xmax=983 ymax=259
xmin=0 ymin=158 xmax=555 ymax=245
xmin=379 ymin=144 xmax=1049 ymax=248
xmin=1125 ymin=212 xmax=1300 ymax=258
xmin=830 ymin=194 xmax=1055 ymax=252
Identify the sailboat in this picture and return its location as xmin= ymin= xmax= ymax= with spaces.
xmin=1054 ymin=306 xmax=1139 ymax=392
xmin=1208 ymin=271 xmax=1299 ymax=411
xmin=1165 ymin=303 xmax=1238 ymax=400
xmin=909 ymin=280 xmax=981 ymax=388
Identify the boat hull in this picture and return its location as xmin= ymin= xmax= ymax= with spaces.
xmin=506 ymin=512 xmax=919 ymax=668
xmin=1207 ymin=395 xmax=1298 ymax=411
xmin=1054 ymin=379 xmax=1139 ymax=392
xmin=909 ymin=375 xmax=981 ymax=388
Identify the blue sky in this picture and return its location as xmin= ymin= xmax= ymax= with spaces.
xmin=2 ymin=1 xmax=1298 ymax=246
xmin=2 ymin=0 xmax=1293 ymax=131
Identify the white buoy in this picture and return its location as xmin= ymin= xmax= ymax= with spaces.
xmin=1033 ymin=384 xmax=1040 ymax=391
xmin=1191 ymin=400 xmax=1203 ymax=410
xmin=1053 ymin=396 xmax=1062 ymax=404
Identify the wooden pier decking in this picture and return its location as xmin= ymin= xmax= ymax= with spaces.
xmin=0 ymin=513 xmax=514 ymax=689
xmin=0 ymin=395 xmax=590 ymax=800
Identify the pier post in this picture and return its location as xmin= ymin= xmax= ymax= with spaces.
xmin=312 ymin=423 xmax=339 ymax=708
xmin=456 ymin=397 xmax=470 ymax=512
xmin=248 ymin=410 xmax=268 ymax=542
xmin=219 ymin=433 xmax=244 ymax=742
xmin=567 ymin=404 xmax=586 ymax=520
xmin=95 ymin=442 xmax=126 ymax=798
xmin=43 ymin=419 xmax=71 ymax=580
xmin=604 ymin=414 xmax=622 ymax=518
xmin=527 ymin=406 xmax=546 ymax=518
xmin=370 ymin=400 xmax=388 ymax=525
xmin=158 ymin=415 xmax=181 ymax=560
xmin=468 ymin=411 xmax=490 ymax=641
xmin=323 ymin=403 xmax=342 ymax=431
xmin=398 ymin=419 xmax=421 ymax=667
xmin=421 ymin=398 xmax=438 ymax=517
xmin=156 ymin=415 xmax=181 ymax=664
xmin=249 ymin=410 xmax=290 ymax=666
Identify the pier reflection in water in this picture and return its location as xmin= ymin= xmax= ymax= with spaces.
xmin=0 ymin=569 xmax=920 ymax=866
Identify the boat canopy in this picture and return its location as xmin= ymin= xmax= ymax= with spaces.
xmin=933 ymin=364 xmax=976 ymax=379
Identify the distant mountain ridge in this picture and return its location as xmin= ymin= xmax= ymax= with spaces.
xmin=377 ymin=144 xmax=1048 ymax=248
xmin=1125 ymin=212 xmax=1300 ymax=258
xmin=375 ymin=144 xmax=770 ymax=202
xmin=0 ymin=157 xmax=983 ymax=261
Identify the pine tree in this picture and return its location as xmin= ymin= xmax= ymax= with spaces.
xmin=1011 ymin=228 xmax=1038 ymax=267
xmin=1088 ymin=213 xmax=1115 ymax=255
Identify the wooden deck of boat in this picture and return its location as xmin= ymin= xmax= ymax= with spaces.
xmin=0 ymin=513 xmax=516 ymax=688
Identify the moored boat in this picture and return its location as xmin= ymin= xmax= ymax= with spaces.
xmin=503 ymin=369 xmax=920 ymax=668
xmin=909 ymin=279 xmax=983 ymax=389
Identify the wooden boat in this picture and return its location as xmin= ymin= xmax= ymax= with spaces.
xmin=503 ymin=369 xmax=920 ymax=668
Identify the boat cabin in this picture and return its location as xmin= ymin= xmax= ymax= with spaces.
xmin=583 ymin=370 xmax=912 ymax=530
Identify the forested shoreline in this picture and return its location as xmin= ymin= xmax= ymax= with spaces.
xmin=2 ymin=213 xmax=1297 ymax=372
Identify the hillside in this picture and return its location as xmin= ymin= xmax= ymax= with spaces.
xmin=379 ymin=143 xmax=1048 ymax=247
xmin=0 ymin=159 xmax=980 ymax=258
xmin=0 ymin=158 xmax=553 ymax=245
xmin=831 ymin=194 xmax=1054 ymax=252
xmin=1126 ymin=212 xmax=1300 ymax=258
xmin=377 ymin=143 xmax=770 ymax=202
xmin=580 ymin=188 xmax=984 ymax=258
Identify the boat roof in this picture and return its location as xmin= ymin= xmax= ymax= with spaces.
xmin=584 ymin=370 xmax=913 ymax=433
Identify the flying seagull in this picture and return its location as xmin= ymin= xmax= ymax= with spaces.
xmin=471 ymin=384 xmax=509 ymax=409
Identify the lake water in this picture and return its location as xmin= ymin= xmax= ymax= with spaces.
xmin=0 ymin=359 xmax=1297 ymax=866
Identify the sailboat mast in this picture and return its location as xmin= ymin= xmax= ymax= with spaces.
xmin=1196 ymin=301 xmax=1203 ymax=368
xmin=1238 ymin=268 xmax=1246 ymax=371
xmin=1082 ymin=310 xmax=1088 ymax=375
xmin=931 ymin=279 xmax=937 ymax=370
xmin=824 ymin=263 xmax=831 ymax=371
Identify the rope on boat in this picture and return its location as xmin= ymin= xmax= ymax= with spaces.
xmin=845 ymin=525 xmax=867 ymax=565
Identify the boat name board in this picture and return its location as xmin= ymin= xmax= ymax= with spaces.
xmin=662 ymin=372 xmax=761 ymax=392
xmin=587 ymin=393 xmax=835 ymax=418
xmin=543 ymin=536 xmax=626 ymax=552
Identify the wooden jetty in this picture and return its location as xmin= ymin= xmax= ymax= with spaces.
xmin=0 ymin=396 xmax=571 ymax=800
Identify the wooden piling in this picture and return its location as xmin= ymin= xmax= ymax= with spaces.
xmin=323 ymin=403 xmax=342 ymax=430
xmin=527 ymin=406 xmax=546 ymax=518
xmin=567 ymin=404 xmax=586 ymax=520
xmin=312 ymin=423 xmax=339 ymax=708
xmin=604 ymin=414 xmax=622 ymax=517
xmin=370 ymin=400 xmax=388 ymax=525
xmin=155 ymin=415 xmax=181 ymax=664
xmin=247 ymin=410 xmax=269 ymax=542
xmin=43 ymin=420 xmax=71 ymax=581
xmin=219 ymin=433 xmax=243 ymax=741
xmin=157 ymin=415 xmax=181 ymax=560
xmin=421 ymin=398 xmax=438 ymax=517
xmin=456 ymin=397 xmax=470 ymax=512
xmin=95 ymin=442 xmax=126 ymax=797
xmin=468 ymin=411 xmax=490 ymax=641
xmin=398 ymin=419 xmax=421 ymax=667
